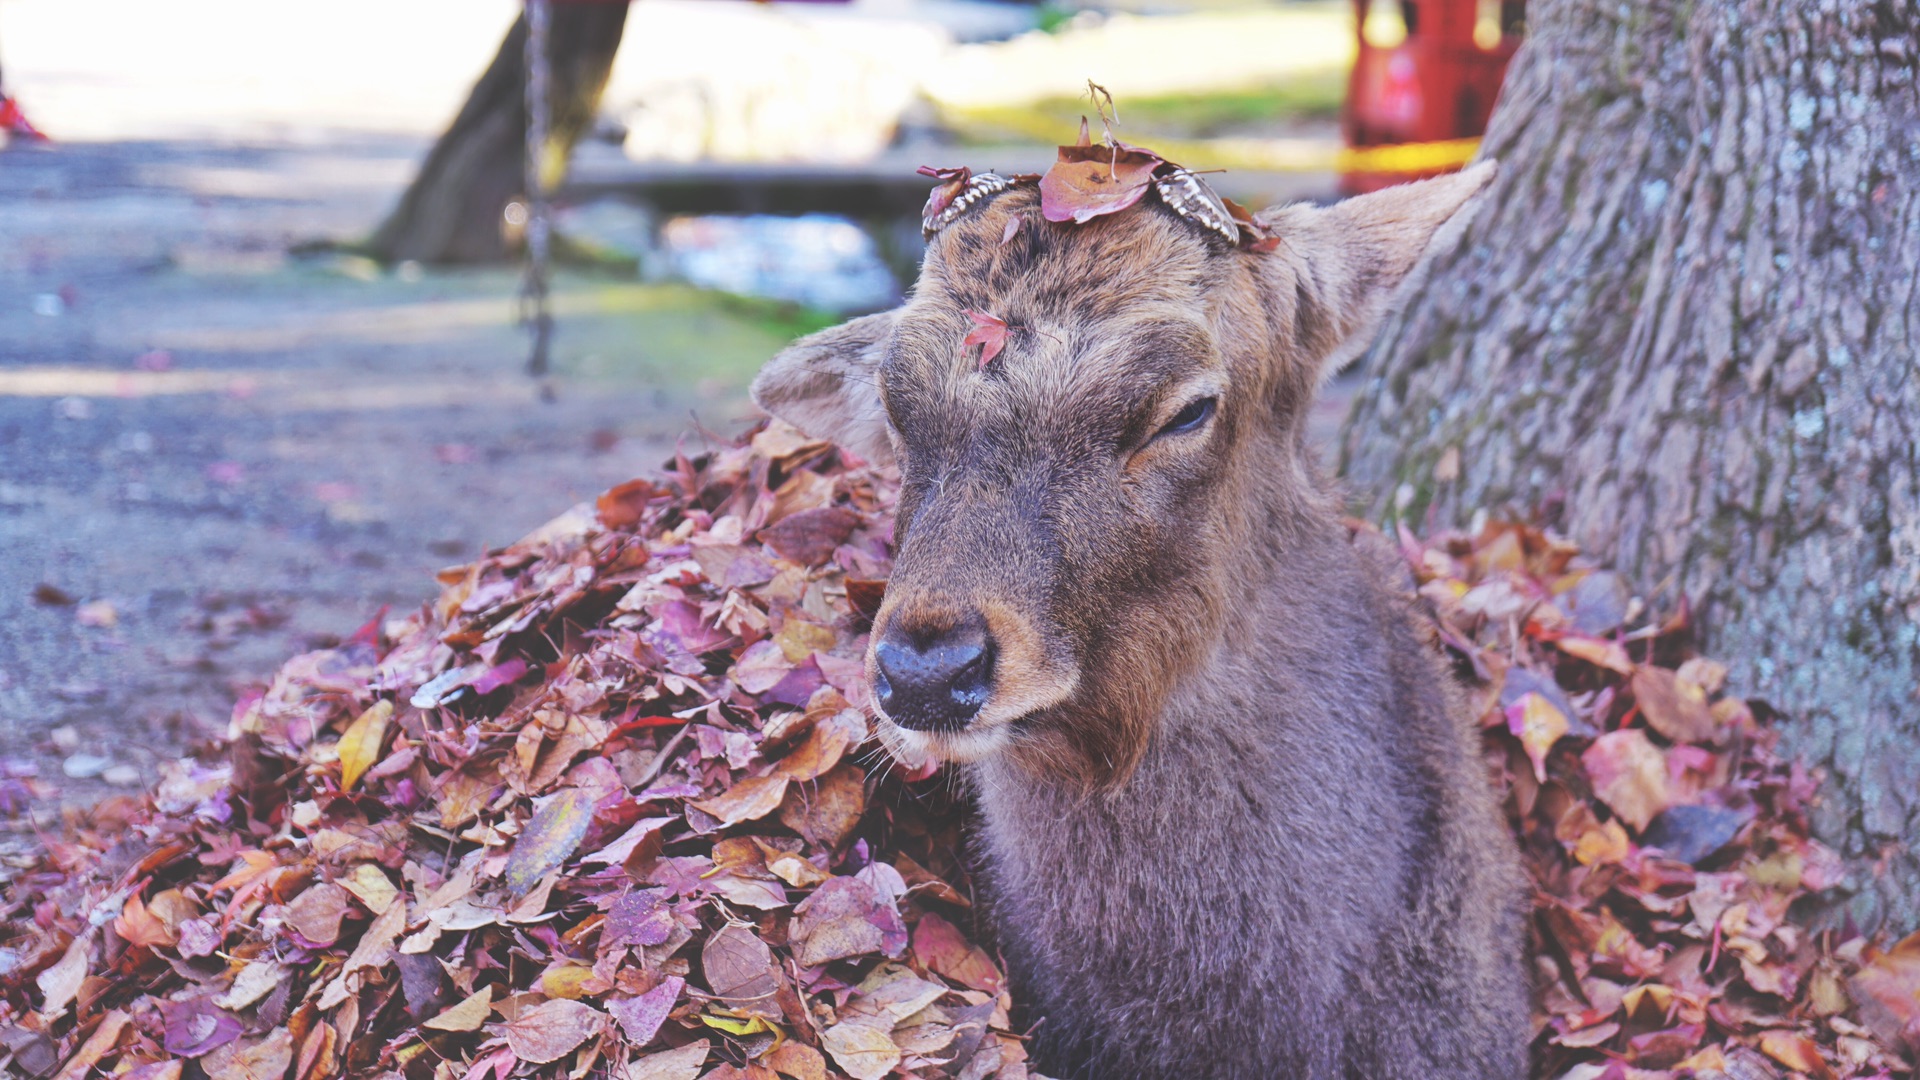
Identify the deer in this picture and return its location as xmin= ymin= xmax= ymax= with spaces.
xmin=750 ymin=156 xmax=1528 ymax=1079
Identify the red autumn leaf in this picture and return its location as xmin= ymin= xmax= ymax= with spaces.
xmin=962 ymin=309 xmax=1009 ymax=369
xmin=912 ymin=913 xmax=1004 ymax=993
xmin=1038 ymin=143 xmax=1163 ymax=224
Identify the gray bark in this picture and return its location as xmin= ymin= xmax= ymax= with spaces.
xmin=1340 ymin=0 xmax=1920 ymax=933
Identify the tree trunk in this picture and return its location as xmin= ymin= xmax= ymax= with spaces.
xmin=1340 ymin=0 xmax=1920 ymax=934
xmin=367 ymin=4 xmax=629 ymax=264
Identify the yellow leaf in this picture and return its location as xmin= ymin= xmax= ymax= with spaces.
xmin=1554 ymin=634 xmax=1635 ymax=675
xmin=338 ymin=700 xmax=393 ymax=792
xmin=339 ymin=864 xmax=399 ymax=915
xmin=423 ymin=986 xmax=493 ymax=1032
xmin=1757 ymin=1029 xmax=1830 ymax=1077
xmin=1506 ymin=693 xmax=1568 ymax=784
xmin=540 ymin=964 xmax=596 ymax=1000
xmin=699 ymin=1013 xmax=774 ymax=1036
xmin=1572 ymin=819 xmax=1631 ymax=866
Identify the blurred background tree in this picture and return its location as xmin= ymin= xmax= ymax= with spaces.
xmin=1342 ymin=0 xmax=1920 ymax=933
xmin=367 ymin=3 xmax=629 ymax=264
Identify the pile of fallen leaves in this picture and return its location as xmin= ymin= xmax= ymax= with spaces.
xmin=0 ymin=423 xmax=1915 ymax=1080
xmin=1402 ymin=521 xmax=1920 ymax=1079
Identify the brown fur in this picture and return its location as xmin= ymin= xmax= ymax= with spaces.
xmin=752 ymin=166 xmax=1527 ymax=1079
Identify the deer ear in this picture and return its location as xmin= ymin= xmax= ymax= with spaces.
xmin=1261 ymin=161 xmax=1497 ymax=378
xmin=751 ymin=310 xmax=899 ymax=466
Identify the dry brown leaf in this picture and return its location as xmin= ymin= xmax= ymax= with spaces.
xmin=773 ymin=710 xmax=866 ymax=782
xmin=37 ymin=934 xmax=89 ymax=1015
xmin=115 ymin=893 xmax=177 ymax=950
xmin=284 ymin=882 xmax=352 ymax=946
xmin=1633 ymin=667 xmax=1718 ymax=743
xmin=912 ymin=913 xmax=1005 ymax=993
xmin=690 ymin=775 xmax=790 ymax=827
xmin=763 ymin=1041 xmax=828 ymax=1080
xmin=622 ymin=1040 xmax=709 ymax=1080
xmin=51 ymin=1009 xmax=129 ymax=1080
xmin=1848 ymin=929 xmax=1920 ymax=1056
xmin=423 ymin=985 xmax=493 ymax=1032
xmin=820 ymin=1018 xmax=902 ymax=1080
xmin=778 ymin=763 xmax=866 ymax=849
xmin=338 ymin=863 xmax=398 ymax=914
xmin=503 ymin=785 xmax=599 ymax=893
xmin=1757 ymin=1029 xmax=1833 ymax=1079
xmin=200 ymin=1028 xmax=294 ymax=1080
xmin=502 ymin=999 xmax=604 ymax=1064
xmin=1582 ymin=729 xmax=1671 ymax=833
xmin=703 ymin=923 xmax=783 ymax=1020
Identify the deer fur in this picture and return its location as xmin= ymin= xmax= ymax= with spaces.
xmin=752 ymin=164 xmax=1527 ymax=1079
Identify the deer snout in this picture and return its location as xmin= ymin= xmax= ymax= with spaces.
xmin=872 ymin=615 xmax=996 ymax=732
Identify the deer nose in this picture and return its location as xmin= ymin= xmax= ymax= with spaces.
xmin=872 ymin=616 xmax=995 ymax=732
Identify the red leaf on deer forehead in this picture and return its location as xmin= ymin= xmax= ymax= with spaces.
xmin=961 ymin=309 xmax=1009 ymax=369
xmin=1039 ymin=144 xmax=1163 ymax=225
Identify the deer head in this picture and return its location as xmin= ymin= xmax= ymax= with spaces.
xmin=753 ymin=163 xmax=1495 ymax=790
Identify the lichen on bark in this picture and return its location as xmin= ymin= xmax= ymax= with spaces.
xmin=1341 ymin=0 xmax=1920 ymax=932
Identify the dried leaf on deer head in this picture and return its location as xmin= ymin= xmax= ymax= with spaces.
xmin=1039 ymin=143 xmax=1164 ymax=225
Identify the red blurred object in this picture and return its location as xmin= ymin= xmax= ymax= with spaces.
xmin=1342 ymin=0 xmax=1523 ymax=194
xmin=0 ymin=94 xmax=48 ymax=143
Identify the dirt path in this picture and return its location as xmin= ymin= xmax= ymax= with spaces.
xmin=0 ymin=138 xmax=805 ymax=809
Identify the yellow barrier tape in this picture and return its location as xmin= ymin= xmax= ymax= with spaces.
xmin=1335 ymin=137 xmax=1483 ymax=174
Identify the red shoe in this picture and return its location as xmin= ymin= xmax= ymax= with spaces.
xmin=0 ymin=95 xmax=49 ymax=142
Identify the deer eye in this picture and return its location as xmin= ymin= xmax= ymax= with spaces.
xmin=1153 ymin=397 xmax=1216 ymax=440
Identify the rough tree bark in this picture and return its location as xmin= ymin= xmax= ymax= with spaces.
xmin=1340 ymin=0 xmax=1920 ymax=933
xmin=367 ymin=4 xmax=629 ymax=264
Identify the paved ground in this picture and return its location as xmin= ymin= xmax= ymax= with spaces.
xmin=0 ymin=137 xmax=812 ymax=810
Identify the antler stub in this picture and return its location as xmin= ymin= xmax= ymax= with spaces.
xmin=922 ymin=172 xmax=1018 ymax=237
